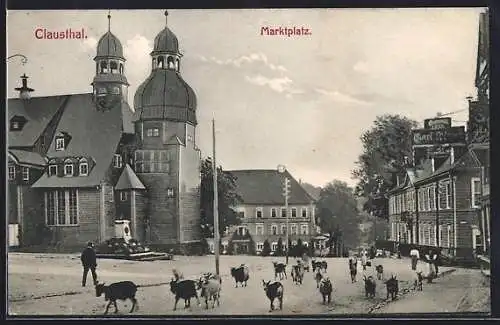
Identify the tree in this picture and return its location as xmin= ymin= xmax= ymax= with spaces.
xmin=200 ymin=157 xmax=243 ymax=236
xmin=296 ymin=238 xmax=304 ymax=257
xmin=276 ymin=238 xmax=284 ymax=256
xmin=317 ymin=180 xmax=361 ymax=250
xmin=352 ymin=114 xmax=418 ymax=219
xmin=262 ymin=240 xmax=272 ymax=257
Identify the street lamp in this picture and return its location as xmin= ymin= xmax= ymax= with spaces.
xmin=277 ymin=164 xmax=290 ymax=264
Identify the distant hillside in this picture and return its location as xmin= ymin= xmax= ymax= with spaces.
xmin=300 ymin=182 xmax=321 ymax=201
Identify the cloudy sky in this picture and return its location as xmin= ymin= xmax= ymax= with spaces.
xmin=7 ymin=8 xmax=485 ymax=187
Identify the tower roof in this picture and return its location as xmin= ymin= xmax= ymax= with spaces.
xmin=96 ymin=31 xmax=124 ymax=60
xmin=151 ymin=10 xmax=179 ymax=54
xmin=115 ymin=164 xmax=146 ymax=190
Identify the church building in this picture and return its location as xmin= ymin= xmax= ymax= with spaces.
xmin=7 ymin=11 xmax=202 ymax=253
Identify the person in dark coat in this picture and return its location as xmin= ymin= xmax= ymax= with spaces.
xmin=81 ymin=242 xmax=98 ymax=287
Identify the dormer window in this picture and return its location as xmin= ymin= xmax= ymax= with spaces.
xmin=8 ymin=165 xmax=16 ymax=181
xmin=56 ymin=138 xmax=65 ymax=151
xmin=11 ymin=121 xmax=19 ymax=130
xmin=49 ymin=165 xmax=57 ymax=176
xmin=146 ymin=128 xmax=160 ymax=137
xmin=64 ymin=159 xmax=74 ymax=176
xmin=79 ymin=158 xmax=88 ymax=176
xmin=10 ymin=115 xmax=27 ymax=131
xmin=22 ymin=167 xmax=29 ymax=181
xmin=113 ymin=154 xmax=123 ymax=168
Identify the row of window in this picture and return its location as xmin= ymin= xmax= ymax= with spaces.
xmin=134 ymin=150 xmax=170 ymax=173
xmin=250 ymin=223 xmax=310 ymax=236
xmin=238 ymin=207 xmax=310 ymax=219
xmin=389 ymin=178 xmax=482 ymax=215
xmin=46 ymin=189 xmax=79 ymax=226
xmin=391 ymin=222 xmax=453 ymax=248
xmin=152 ymin=55 xmax=180 ymax=71
xmin=256 ymin=240 xmax=310 ymax=252
xmin=8 ymin=165 xmax=29 ymax=181
xmin=47 ymin=155 xmax=122 ymax=177
xmin=96 ymin=60 xmax=124 ymax=75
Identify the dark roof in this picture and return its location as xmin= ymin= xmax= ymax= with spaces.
xmin=33 ymin=94 xmax=131 ymax=188
xmin=133 ymin=69 xmax=197 ymax=125
xmin=95 ymin=31 xmax=124 ymax=60
xmin=9 ymin=149 xmax=47 ymax=167
xmin=115 ymin=164 xmax=146 ymax=190
xmin=227 ymin=169 xmax=314 ymax=205
xmin=152 ymin=27 xmax=179 ymax=54
xmin=8 ymin=95 xmax=67 ymax=147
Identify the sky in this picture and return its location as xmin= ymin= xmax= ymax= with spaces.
xmin=6 ymin=8 xmax=485 ymax=187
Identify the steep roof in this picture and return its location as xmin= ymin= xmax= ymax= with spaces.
xmin=115 ymin=164 xmax=146 ymax=190
xmin=8 ymin=95 xmax=67 ymax=147
xmin=9 ymin=149 xmax=47 ymax=167
xmin=227 ymin=169 xmax=314 ymax=205
xmin=33 ymin=94 xmax=132 ymax=188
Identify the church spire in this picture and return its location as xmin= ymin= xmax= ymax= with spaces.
xmin=108 ymin=10 xmax=111 ymax=32
xmin=165 ymin=10 xmax=168 ymax=26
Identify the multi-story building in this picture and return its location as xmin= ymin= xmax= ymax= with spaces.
xmin=225 ymin=169 xmax=317 ymax=255
xmin=7 ymin=11 xmax=202 ymax=253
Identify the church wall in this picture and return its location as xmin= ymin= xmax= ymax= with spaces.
xmin=178 ymin=145 xmax=201 ymax=243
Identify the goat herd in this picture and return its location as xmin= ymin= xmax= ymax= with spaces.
xmin=92 ymin=258 xmax=426 ymax=315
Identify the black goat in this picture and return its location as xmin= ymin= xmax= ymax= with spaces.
xmin=231 ymin=264 xmax=249 ymax=287
xmin=363 ymin=275 xmax=376 ymax=299
xmin=169 ymin=278 xmax=200 ymax=310
xmin=319 ymin=277 xmax=333 ymax=304
xmin=385 ymin=275 xmax=399 ymax=300
xmin=262 ymin=280 xmax=284 ymax=312
xmin=273 ymin=262 xmax=287 ymax=280
xmin=291 ymin=264 xmax=305 ymax=285
xmin=375 ymin=265 xmax=384 ymax=280
xmin=95 ymin=281 xmax=138 ymax=315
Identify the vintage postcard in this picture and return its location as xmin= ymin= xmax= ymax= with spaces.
xmin=6 ymin=8 xmax=490 ymax=316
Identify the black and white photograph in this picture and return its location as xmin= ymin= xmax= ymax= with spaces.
xmin=6 ymin=8 xmax=491 ymax=316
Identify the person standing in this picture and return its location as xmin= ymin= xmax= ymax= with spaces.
xmin=409 ymin=246 xmax=420 ymax=271
xmin=361 ymin=249 xmax=368 ymax=271
xmin=431 ymin=249 xmax=439 ymax=275
xmin=81 ymin=242 xmax=98 ymax=287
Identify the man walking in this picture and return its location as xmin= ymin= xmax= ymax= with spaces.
xmin=409 ymin=246 xmax=420 ymax=271
xmin=81 ymin=242 xmax=98 ymax=287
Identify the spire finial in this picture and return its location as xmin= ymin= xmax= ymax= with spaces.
xmin=107 ymin=10 xmax=111 ymax=32
xmin=165 ymin=10 xmax=168 ymax=26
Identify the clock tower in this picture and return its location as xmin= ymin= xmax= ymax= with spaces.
xmin=92 ymin=12 xmax=129 ymax=110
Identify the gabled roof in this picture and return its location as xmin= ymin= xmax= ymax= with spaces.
xmin=9 ymin=149 xmax=47 ymax=167
xmin=8 ymin=95 xmax=67 ymax=147
xmin=115 ymin=164 xmax=146 ymax=190
xmin=227 ymin=169 xmax=314 ymax=205
xmin=33 ymin=94 xmax=132 ymax=188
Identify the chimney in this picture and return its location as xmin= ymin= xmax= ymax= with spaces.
xmin=14 ymin=74 xmax=34 ymax=99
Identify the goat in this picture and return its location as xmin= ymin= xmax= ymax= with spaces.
xmin=95 ymin=281 xmax=138 ymax=315
xmin=262 ymin=280 xmax=284 ymax=312
xmin=375 ymin=265 xmax=384 ymax=280
xmin=414 ymin=271 xmax=423 ymax=291
xmin=385 ymin=274 xmax=399 ymax=300
xmin=311 ymin=260 xmax=322 ymax=272
xmin=230 ymin=264 xmax=249 ymax=287
xmin=319 ymin=277 xmax=333 ymax=304
xmin=363 ymin=275 xmax=376 ymax=299
xmin=349 ymin=258 xmax=358 ymax=283
xmin=201 ymin=272 xmax=222 ymax=284
xmin=198 ymin=278 xmax=221 ymax=309
xmin=169 ymin=278 xmax=200 ymax=310
xmin=320 ymin=261 xmax=328 ymax=272
xmin=314 ymin=269 xmax=323 ymax=288
xmin=298 ymin=259 xmax=310 ymax=272
xmin=272 ymin=262 xmax=287 ymax=280
xmin=291 ymin=264 xmax=305 ymax=285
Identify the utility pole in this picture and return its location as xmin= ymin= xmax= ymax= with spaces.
xmin=278 ymin=165 xmax=290 ymax=264
xmin=212 ymin=118 xmax=220 ymax=276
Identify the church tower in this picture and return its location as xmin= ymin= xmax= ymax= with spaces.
xmin=133 ymin=10 xmax=202 ymax=251
xmin=92 ymin=12 xmax=129 ymax=110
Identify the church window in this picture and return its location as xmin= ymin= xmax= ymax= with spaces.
xmin=113 ymin=154 xmax=123 ymax=168
xmin=8 ymin=165 xmax=15 ymax=181
xmin=110 ymin=61 xmax=118 ymax=74
xmin=134 ymin=150 xmax=170 ymax=173
xmin=45 ymin=189 xmax=79 ymax=226
xmin=79 ymin=159 xmax=88 ymax=176
xmin=157 ymin=56 xmax=165 ymax=69
xmin=56 ymin=138 xmax=65 ymax=151
xmin=64 ymin=159 xmax=74 ymax=176
xmin=49 ymin=165 xmax=57 ymax=176
xmin=100 ymin=61 xmax=108 ymax=73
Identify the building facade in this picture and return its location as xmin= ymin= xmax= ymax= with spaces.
xmin=7 ymin=11 xmax=202 ymax=252
xmin=225 ymin=169 xmax=317 ymax=255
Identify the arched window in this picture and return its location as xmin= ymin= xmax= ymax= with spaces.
xmin=176 ymin=59 xmax=180 ymax=72
xmin=100 ymin=61 xmax=108 ymax=73
xmin=167 ymin=56 xmax=175 ymax=69
xmin=157 ymin=56 xmax=165 ymax=69
xmin=110 ymin=61 xmax=118 ymax=74
xmin=79 ymin=158 xmax=89 ymax=176
xmin=64 ymin=159 xmax=74 ymax=177
xmin=119 ymin=63 xmax=124 ymax=74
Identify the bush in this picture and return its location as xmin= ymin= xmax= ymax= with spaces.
xmin=276 ymin=238 xmax=284 ymax=256
xmin=261 ymin=240 xmax=272 ymax=257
